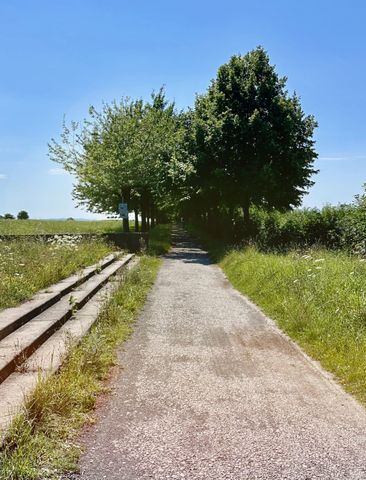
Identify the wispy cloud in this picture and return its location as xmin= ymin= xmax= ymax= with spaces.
xmin=48 ymin=167 xmax=68 ymax=176
xmin=318 ymin=155 xmax=366 ymax=161
xmin=0 ymin=174 xmax=6 ymax=179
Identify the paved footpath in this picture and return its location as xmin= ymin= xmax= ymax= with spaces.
xmin=73 ymin=231 xmax=366 ymax=480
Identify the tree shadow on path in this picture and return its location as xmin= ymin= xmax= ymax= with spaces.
xmin=166 ymin=231 xmax=212 ymax=266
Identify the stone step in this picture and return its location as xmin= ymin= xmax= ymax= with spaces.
xmin=0 ymin=253 xmax=119 ymax=341
xmin=25 ymin=256 xmax=139 ymax=374
xmin=0 ymin=254 xmax=134 ymax=384
xmin=0 ymin=256 xmax=139 ymax=435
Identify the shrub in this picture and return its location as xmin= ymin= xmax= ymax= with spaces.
xmin=247 ymin=202 xmax=365 ymax=254
xmin=248 ymin=206 xmax=345 ymax=251
xmin=192 ymin=186 xmax=366 ymax=255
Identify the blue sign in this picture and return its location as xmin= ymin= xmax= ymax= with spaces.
xmin=118 ymin=203 xmax=128 ymax=219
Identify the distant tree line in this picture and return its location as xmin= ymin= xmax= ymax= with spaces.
xmin=0 ymin=211 xmax=29 ymax=220
xmin=50 ymin=47 xmax=318 ymax=233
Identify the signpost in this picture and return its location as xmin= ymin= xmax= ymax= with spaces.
xmin=119 ymin=203 xmax=128 ymax=219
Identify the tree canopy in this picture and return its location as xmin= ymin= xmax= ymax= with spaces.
xmin=49 ymin=89 xmax=194 ymax=231
xmin=191 ymin=47 xmax=318 ymax=224
xmin=50 ymin=48 xmax=318 ymax=233
xmin=17 ymin=210 xmax=29 ymax=220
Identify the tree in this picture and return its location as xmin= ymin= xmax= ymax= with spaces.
xmin=17 ymin=210 xmax=29 ymax=220
xmin=49 ymin=89 xmax=194 ymax=232
xmin=192 ymin=47 xmax=318 ymax=226
xmin=3 ymin=213 xmax=15 ymax=219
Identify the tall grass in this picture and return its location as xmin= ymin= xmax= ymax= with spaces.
xmin=0 ymin=238 xmax=113 ymax=310
xmin=220 ymin=247 xmax=366 ymax=404
xmin=147 ymin=224 xmax=172 ymax=255
xmin=0 ymin=223 xmax=171 ymax=310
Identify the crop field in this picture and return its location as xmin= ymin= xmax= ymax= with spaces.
xmin=219 ymin=247 xmax=366 ymax=404
xmin=0 ymin=219 xmax=125 ymax=235
xmin=0 ymin=236 xmax=114 ymax=310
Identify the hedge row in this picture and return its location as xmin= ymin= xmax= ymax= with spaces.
xmin=248 ymin=204 xmax=366 ymax=254
xmin=197 ymin=193 xmax=366 ymax=255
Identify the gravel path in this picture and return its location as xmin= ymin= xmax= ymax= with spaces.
xmin=74 ymin=230 xmax=366 ymax=480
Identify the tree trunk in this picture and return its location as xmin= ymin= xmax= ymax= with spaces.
xmin=146 ymin=194 xmax=150 ymax=230
xmin=141 ymin=211 xmax=147 ymax=232
xmin=134 ymin=209 xmax=139 ymax=232
xmin=141 ymin=198 xmax=147 ymax=232
xmin=151 ymin=203 xmax=155 ymax=228
xmin=242 ymin=195 xmax=250 ymax=226
xmin=141 ymin=192 xmax=149 ymax=232
xmin=122 ymin=189 xmax=130 ymax=233
xmin=141 ymin=191 xmax=153 ymax=231
xmin=207 ymin=208 xmax=217 ymax=233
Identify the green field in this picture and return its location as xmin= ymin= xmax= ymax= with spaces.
xmin=218 ymin=246 xmax=366 ymax=405
xmin=0 ymin=219 xmax=124 ymax=235
xmin=0 ymin=238 xmax=114 ymax=310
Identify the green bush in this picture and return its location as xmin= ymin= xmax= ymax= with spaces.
xmin=248 ymin=201 xmax=366 ymax=254
xmin=251 ymin=207 xmax=333 ymax=249
xmin=191 ymin=186 xmax=366 ymax=255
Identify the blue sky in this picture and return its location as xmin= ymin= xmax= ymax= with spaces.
xmin=0 ymin=0 xmax=366 ymax=218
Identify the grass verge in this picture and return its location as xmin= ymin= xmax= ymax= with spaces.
xmin=216 ymin=244 xmax=366 ymax=405
xmin=147 ymin=224 xmax=172 ymax=256
xmin=0 ymin=256 xmax=161 ymax=479
xmin=0 ymin=238 xmax=114 ymax=310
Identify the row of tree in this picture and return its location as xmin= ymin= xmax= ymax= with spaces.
xmin=50 ymin=47 xmax=317 ymax=232
xmin=0 ymin=211 xmax=29 ymax=220
xmin=50 ymin=91 xmax=192 ymax=232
